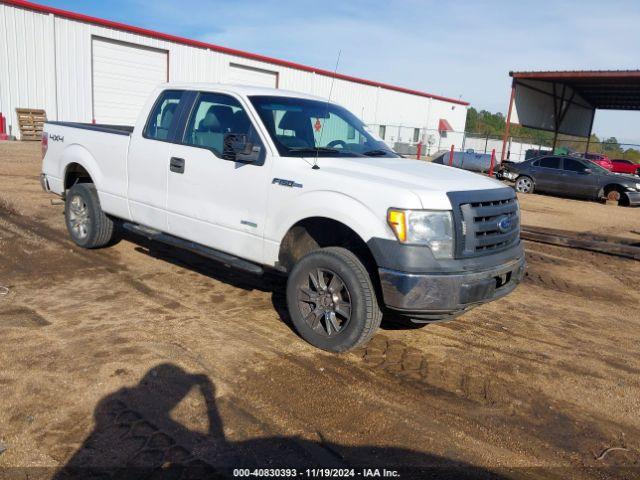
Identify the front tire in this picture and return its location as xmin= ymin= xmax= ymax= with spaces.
xmin=515 ymin=175 xmax=534 ymax=194
xmin=65 ymin=183 xmax=120 ymax=248
xmin=286 ymin=247 xmax=382 ymax=352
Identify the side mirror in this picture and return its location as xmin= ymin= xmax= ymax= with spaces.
xmin=583 ymin=168 xmax=592 ymax=174
xmin=222 ymin=133 xmax=261 ymax=163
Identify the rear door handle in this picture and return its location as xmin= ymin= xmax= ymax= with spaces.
xmin=170 ymin=157 xmax=185 ymax=174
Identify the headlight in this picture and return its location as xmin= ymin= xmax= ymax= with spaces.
xmin=387 ymin=209 xmax=454 ymax=258
xmin=635 ymin=183 xmax=640 ymax=191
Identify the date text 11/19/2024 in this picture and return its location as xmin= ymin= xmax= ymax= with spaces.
xmin=233 ymin=468 xmax=400 ymax=478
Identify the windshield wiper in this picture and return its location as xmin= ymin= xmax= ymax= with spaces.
xmin=289 ymin=147 xmax=340 ymax=153
xmin=362 ymin=149 xmax=392 ymax=156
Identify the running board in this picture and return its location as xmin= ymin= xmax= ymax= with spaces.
xmin=122 ymin=222 xmax=264 ymax=275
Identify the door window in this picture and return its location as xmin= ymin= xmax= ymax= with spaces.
xmin=144 ymin=90 xmax=184 ymax=141
xmin=539 ymin=157 xmax=561 ymax=169
xmin=182 ymin=92 xmax=264 ymax=161
xmin=563 ymin=158 xmax=588 ymax=173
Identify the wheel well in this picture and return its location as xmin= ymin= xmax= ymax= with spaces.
xmin=603 ymin=183 xmax=624 ymax=195
xmin=278 ymin=217 xmax=379 ymax=281
xmin=64 ymin=163 xmax=92 ymax=190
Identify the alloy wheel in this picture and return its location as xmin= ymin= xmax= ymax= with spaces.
xmin=297 ymin=268 xmax=352 ymax=337
xmin=68 ymin=194 xmax=90 ymax=239
xmin=515 ymin=177 xmax=532 ymax=193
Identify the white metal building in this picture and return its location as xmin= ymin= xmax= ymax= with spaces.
xmin=0 ymin=0 xmax=468 ymax=144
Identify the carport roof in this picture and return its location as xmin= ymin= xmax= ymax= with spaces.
xmin=510 ymin=70 xmax=640 ymax=110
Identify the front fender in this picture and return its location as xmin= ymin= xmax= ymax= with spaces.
xmin=263 ymin=190 xmax=395 ymax=265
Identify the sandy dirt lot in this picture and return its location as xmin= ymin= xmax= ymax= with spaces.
xmin=517 ymin=194 xmax=640 ymax=241
xmin=0 ymin=142 xmax=639 ymax=479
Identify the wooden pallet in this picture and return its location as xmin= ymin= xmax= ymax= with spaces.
xmin=15 ymin=108 xmax=47 ymax=141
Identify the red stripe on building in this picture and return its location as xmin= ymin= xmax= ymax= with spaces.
xmin=1 ymin=0 xmax=469 ymax=106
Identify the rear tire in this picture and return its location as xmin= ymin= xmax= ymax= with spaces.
xmin=286 ymin=247 xmax=382 ymax=352
xmin=65 ymin=183 xmax=120 ymax=248
xmin=515 ymin=175 xmax=534 ymax=194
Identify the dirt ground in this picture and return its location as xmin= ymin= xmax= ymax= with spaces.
xmin=516 ymin=194 xmax=640 ymax=240
xmin=0 ymin=142 xmax=639 ymax=479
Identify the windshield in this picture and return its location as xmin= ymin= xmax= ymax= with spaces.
xmin=249 ymin=95 xmax=399 ymax=158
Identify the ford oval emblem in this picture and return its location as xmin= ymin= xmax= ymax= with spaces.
xmin=497 ymin=215 xmax=512 ymax=233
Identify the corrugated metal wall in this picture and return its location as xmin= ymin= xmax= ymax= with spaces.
xmin=0 ymin=4 xmax=57 ymax=136
xmin=0 ymin=2 xmax=467 ymax=142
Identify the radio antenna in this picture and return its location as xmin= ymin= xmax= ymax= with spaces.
xmin=313 ymin=49 xmax=342 ymax=170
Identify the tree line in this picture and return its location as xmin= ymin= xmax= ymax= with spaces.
xmin=465 ymin=107 xmax=640 ymax=162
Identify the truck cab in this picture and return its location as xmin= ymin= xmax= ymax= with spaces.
xmin=41 ymin=83 xmax=525 ymax=352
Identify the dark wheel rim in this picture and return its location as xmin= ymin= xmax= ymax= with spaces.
xmin=515 ymin=177 xmax=532 ymax=193
xmin=297 ymin=268 xmax=352 ymax=337
xmin=68 ymin=194 xmax=90 ymax=239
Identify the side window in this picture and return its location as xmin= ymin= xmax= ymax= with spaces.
xmin=563 ymin=158 xmax=587 ymax=172
xmin=144 ymin=90 xmax=184 ymax=141
xmin=413 ymin=128 xmax=420 ymax=143
xmin=539 ymin=157 xmax=560 ymax=169
xmin=182 ymin=92 xmax=264 ymax=160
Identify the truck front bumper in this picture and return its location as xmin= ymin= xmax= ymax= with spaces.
xmin=379 ymin=255 xmax=525 ymax=318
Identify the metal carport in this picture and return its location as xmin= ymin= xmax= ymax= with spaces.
xmin=501 ymin=70 xmax=640 ymax=160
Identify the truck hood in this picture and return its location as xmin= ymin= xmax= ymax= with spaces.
xmin=314 ymin=156 xmax=506 ymax=209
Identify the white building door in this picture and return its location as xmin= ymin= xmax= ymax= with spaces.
xmin=92 ymin=37 xmax=168 ymax=125
xmin=226 ymin=63 xmax=278 ymax=88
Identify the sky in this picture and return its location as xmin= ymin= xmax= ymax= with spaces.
xmin=37 ymin=0 xmax=640 ymax=144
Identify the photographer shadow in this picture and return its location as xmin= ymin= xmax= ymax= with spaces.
xmin=53 ymin=363 xmax=508 ymax=480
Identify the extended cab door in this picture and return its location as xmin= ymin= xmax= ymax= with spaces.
xmin=127 ymin=90 xmax=190 ymax=230
xmin=165 ymin=91 xmax=270 ymax=264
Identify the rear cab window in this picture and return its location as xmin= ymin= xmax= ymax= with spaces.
xmin=144 ymin=90 xmax=186 ymax=141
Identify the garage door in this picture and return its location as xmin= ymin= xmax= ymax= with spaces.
xmin=92 ymin=38 xmax=168 ymax=125
xmin=226 ymin=63 xmax=278 ymax=88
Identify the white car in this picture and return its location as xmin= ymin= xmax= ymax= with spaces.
xmin=41 ymin=83 xmax=525 ymax=352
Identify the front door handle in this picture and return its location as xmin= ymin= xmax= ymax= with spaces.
xmin=170 ymin=157 xmax=185 ymax=174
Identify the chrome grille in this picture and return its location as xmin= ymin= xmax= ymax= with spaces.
xmin=448 ymin=188 xmax=520 ymax=258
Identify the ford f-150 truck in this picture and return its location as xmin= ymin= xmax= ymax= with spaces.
xmin=41 ymin=83 xmax=525 ymax=352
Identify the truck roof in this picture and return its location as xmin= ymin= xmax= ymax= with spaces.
xmin=158 ymin=82 xmax=329 ymax=102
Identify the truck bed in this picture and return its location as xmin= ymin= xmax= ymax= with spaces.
xmin=42 ymin=120 xmax=133 ymax=220
xmin=46 ymin=121 xmax=134 ymax=136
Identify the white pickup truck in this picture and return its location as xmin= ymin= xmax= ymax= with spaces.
xmin=41 ymin=83 xmax=525 ymax=352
